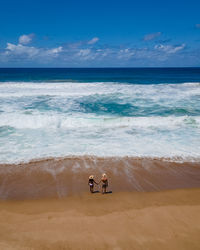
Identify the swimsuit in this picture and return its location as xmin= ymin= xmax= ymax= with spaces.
xmin=89 ymin=179 xmax=94 ymax=187
xmin=102 ymin=179 xmax=108 ymax=188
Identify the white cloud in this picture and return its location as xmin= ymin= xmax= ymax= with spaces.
xmin=154 ymin=44 xmax=185 ymax=54
xmin=6 ymin=43 xmax=39 ymax=57
xmin=19 ymin=34 xmax=34 ymax=45
xmin=77 ymin=49 xmax=91 ymax=56
xmin=76 ymin=49 xmax=94 ymax=60
xmin=88 ymin=37 xmax=99 ymax=45
xmin=44 ymin=46 xmax=63 ymax=57
xmin=76 ymin=48 xmax=105 ymax=61
xmin=143 ymin=32 xmax=161 ymax=41
xmin=5 ymin=43 xmax=63 ymax=59
xmin=118 ymin=48 xmax=135 ymax=59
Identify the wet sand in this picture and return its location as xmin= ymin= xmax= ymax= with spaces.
xmin=0 ymin=156 xmax=200 ymax=199
xmin=0 ymin=188 xmax=200 ymax=250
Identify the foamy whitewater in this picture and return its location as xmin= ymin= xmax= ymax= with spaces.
xmin=0 ymin=74 xmax=200 ymax=163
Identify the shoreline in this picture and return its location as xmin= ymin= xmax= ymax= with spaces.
xmin=0 ymin=188 xmax=200 ymax=249
xmin=2 ymin=154 xmax=200 ymax=165
xmin=0 ymin=156 xmax=200 ymax=200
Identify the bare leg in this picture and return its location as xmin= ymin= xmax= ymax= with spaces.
xmin=90 ymin=186 xmax=94 ymax=193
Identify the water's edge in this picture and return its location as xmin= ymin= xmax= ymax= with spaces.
xmin=0 ymin=156 xmax=199 ymax=200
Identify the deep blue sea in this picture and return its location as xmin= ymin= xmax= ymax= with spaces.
xmin=0 ymin=68 xmax=200 ymax=163
xmin=1 ymin=68 xmax=200 ymax=84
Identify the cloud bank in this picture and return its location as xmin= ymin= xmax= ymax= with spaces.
xmin=0 ymin=34 xmax=199 ymax=67
xmin=5 ymin=43 xmax=62 ymax=59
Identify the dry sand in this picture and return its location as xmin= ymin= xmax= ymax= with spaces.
xmin=0 ymin=188 xmax=200 ymax=250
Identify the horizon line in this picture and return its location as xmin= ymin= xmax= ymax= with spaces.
xmin=0 ymin=67 xmax=200 ymax=69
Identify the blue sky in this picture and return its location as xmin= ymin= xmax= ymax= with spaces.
xmin=0 ymin=0 xmax=200 ymax=67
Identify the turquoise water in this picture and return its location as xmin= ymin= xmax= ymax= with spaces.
xmin=0 ymin=68 xmax=200 ymax=163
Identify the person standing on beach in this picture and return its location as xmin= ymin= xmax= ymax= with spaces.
xmin=100 ymin=173 xmax=108 ymax=194
xmin=88 ymin=175 xmax=98 ymax=193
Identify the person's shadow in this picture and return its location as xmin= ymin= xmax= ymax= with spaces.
xmin=92 ymin=191 xmax=112 ymax=194
xmin=92 ymin=190 xmax=100 ymax=193
xmin=105 ymin=191 xmax=112 ymax=194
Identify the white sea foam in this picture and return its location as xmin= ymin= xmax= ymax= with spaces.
xmin=0 ymin=81 xmax=200 ymax=99
xmin=0 ymin=113 xmax=199 ymax=130
xmin=0 ymin=81 xmax=200 ymax=163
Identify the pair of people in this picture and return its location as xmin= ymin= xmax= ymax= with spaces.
xmin=88 ymin=173 xmax=108 ymax=194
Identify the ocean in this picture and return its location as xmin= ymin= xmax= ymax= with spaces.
xmin=0 ymin=68 xmax=200 ymax=163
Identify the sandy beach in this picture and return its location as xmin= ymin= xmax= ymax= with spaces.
xmin=0 ymin=157 xmax=200 ymax=249
xmin=0 ymin=188 xmax=200 ymax=250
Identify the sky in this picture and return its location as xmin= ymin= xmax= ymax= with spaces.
xmin=0 ymin=0 xmax=200 ymax=67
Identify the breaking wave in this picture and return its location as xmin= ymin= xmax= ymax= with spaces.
xmin=0 ymin=81 xmax=200 ymax=163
